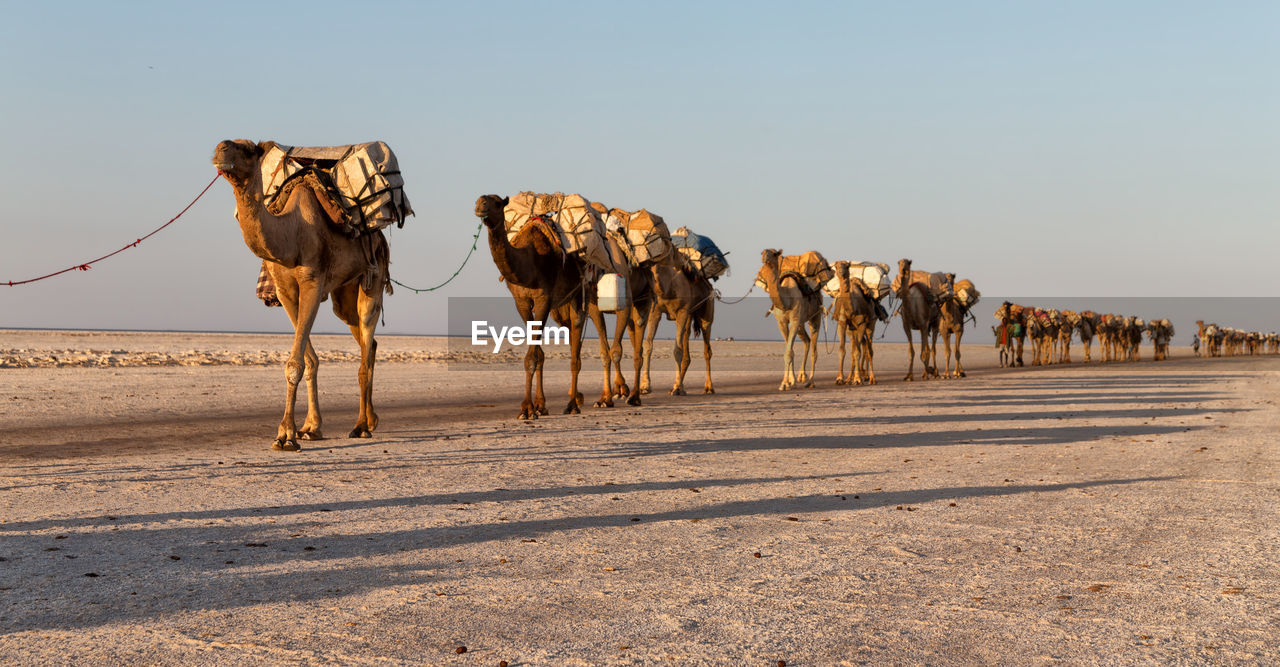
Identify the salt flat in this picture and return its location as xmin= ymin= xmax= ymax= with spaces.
xmin=0 ymin=331 xmax=1276 ymax=664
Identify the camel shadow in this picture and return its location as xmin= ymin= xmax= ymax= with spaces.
xmin=0 ymin=474 xmax=1174 ymax=635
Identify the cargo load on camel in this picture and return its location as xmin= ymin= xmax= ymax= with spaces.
xmin=503 ymin=192 xmax=619 ymax=273
xmin=259 ymin=141 xmax=413 ymax=238
xmin=954 ymin=279 xmax=980 ymax=309
xmin=891 ymin=269 xmax=951 ymax=300
xmin=598 ymin=207 xmax=674 ymax=267
xmin=757 ymin=251 xmax=833 ymax=292
xmin=824 ymin=261 xmax=891 ymax=300
xmin=671 ymin=226 xmax=729 ymax=280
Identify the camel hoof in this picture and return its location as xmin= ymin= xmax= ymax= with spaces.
xmin=564 ymin=402 xmax=581 ymax=415
xmin=626 ymin=394 xmax=642 ymax=407
xmin=593 ymin=399 xmax=614 ymax=408
xmin=669 ymin=387 xmax=686 ymax=396
xmin=299 ymin=430 xmax=324 ymax=441
xmin=272 ymin=438 xmax=300 ymax=452
xmin=348 ymin=427 xmax=373 ymax=439
xmin=958 ymin=371 xmax=966 ymax=378
xmin=704 ymin=387 xmax=715 ymax=395
xmin=903 ymin=376 xmax=913 ymax=382
xmin=639 ymin=387 xmax=652 ymax=395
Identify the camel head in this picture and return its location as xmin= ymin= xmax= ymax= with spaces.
xmin=212 ymin=139 xmax=265 ymax=183
xmin=898 ymin=258 xmax=913 ymax=275
xmin=474 ymin=195 xmax=509 ymax=229
xmin=761 ymin=248 xmax=782 ymax=269
xmin=832 ymin=260 xmax=851 ymax=293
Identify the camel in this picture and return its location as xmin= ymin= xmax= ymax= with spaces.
xmin=474 ymin=195 xmax=619 ymax=420
xmin=936 ymin=274 xmax=978 ymax=378
xmin=1025 ymin=308 xmax=1054 ymax=366
xmin=589 ymin=204 xmax=650 ymax=406
xmin=213 ymin=140 xmax=389 ymax=451
xmin=1098 ymin=314 xmax=1121 ymax=362
xmin=830 ymin=261 xmax=878 ymax=386
xmin=1057 ymin=311 xmax=1080 ymax=363
xmin=757 ymin=249 xmax=823 ymax=390
xmin=1076 ymin=310 xmax=1100 ymax=363
xmin=992 ymin=324 xmax=1014 ymax=368
xmin=638 ymin=250 xmax=717 ymax=396
xmin=894 ymin=258 xmax=940 ymax=381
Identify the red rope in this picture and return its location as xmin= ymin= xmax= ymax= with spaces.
xmin=5 ymin=173 xmax=221 ymax=287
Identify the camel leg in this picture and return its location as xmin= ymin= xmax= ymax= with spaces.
xmin=863 ymin=329 xmax=877 ymax=385
xmin=623 ymin=303 xmax=645 ymax=406
xmin=925 ymin=327 xmax=939 ymax=379
xmin=903 ymin=321 xmax=915 ymax=382
xmin=803 ymin=318 xmax=819 ymax=388
xmin=640 ymin=306 xmax=661 ymax=395
xmin=610 ymin=310 xmax=630 ymax=400
xmin=797 ymin=326 xmax=810 ymax=385
xmin=275 ymin=282 xmax=322 ymax=451
xmin=835 ymin=321 xmax=848 ymax=385
xmin=778 ymin=312 xmax=796 ymax=390
xmin=333 ymin=282 xmax=382 ymax=438
xmin=700 ymin=313 xmax=715 ymax=394
xmin=350 ymin=286 xmax=382 ymax=438
xmin=588 ymin=303 xmax=615 ymax=408
xmin=562 ymin=306 xmax=586 ymax=415
xmin=955 ymin=329 xmax=965 ymax=377
xmin=941 ymin=332 xmax=953 ymax=379
xmin=297 ymin=341 xmax=322 ymax=440
xmin=512 ymin=300 xmax=547 ymax=420
xmin=670 ymin=312 xmax=692 ymax=396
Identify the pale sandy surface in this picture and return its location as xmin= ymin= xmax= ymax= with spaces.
xmin=1 ymin=330 xmax=1277 ymax=664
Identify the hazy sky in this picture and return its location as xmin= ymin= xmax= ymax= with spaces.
xmin=2 ymin=1 xmax=1276 ymax=335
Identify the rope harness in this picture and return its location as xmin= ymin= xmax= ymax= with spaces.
xmin=5 ymin=174 xmax=221 ymax=287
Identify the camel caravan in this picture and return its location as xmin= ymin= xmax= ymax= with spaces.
xmin=751 ymin=254 xmax=978 ymax=388
xmin=1195 ymin=322 xmax=1279 ymax=358
xmin=992 ymin=305 xmax=1177 ymax=366
xmin=212 ymin=139 xmax=1275 ymax=448
xmin=473 ymin=192 xmax=727 ymax=419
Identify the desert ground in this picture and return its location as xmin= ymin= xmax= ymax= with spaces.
xmin=1 ymin=329 xmax=1277 ymax=664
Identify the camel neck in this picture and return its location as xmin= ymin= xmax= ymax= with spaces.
xmin=760 ymin=263 xmax=787 ymax=310
xmin=485 ymin=221 xmax=542 ymax=287
xmin=227 ymin=171 xmax=299 ymax=267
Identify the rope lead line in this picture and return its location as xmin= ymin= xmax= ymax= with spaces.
xmin=390 ymin=220 xmax=484 ymax=293
xmin=716 ymin=284 xmax=754 ymax=304
xmin=5 ymin=173 xmax=221 ymax=287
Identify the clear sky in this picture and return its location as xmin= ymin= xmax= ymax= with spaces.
xmin=2 ymin=1 xmax=1276 ymax=335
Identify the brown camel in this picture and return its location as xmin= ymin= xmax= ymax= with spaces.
xmin=638 ymin=251 xmax=717 ymax=395
xmin=936 ymin=274 xmax=977 ymax=378
xmin=213 ymin=140 xmax=388 ymax=451
xmin=474 ymin=195 xmax=618 ymax=419
xmin=830 ymin=261 xmax=878 ymax=386
xmin=894 ymin=258 xmax=940 ymax=381
xmin=1077 ymin=311 xmax=1100 ymax=363
xmin=757 ymin=249 xmax=823 ymax=390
